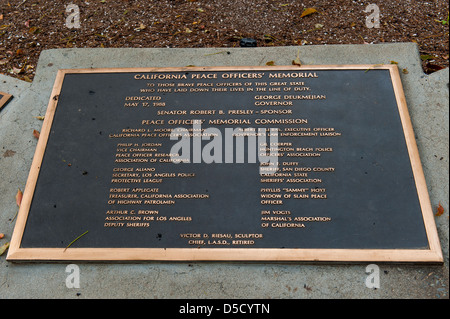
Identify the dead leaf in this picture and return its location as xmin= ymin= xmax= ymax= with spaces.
xmin=266 ymin=61 xmax=275 ymax=66
xmin=424 ymin=63 xmax=444 ymax=74
xmin=34 ymin=116 xmax=45 ymax=120
xmin=420 ymin=54 xmax=435 ymax=61
xmin=435 ymin=202 xmax=444 ymax=217
xmin=292 ymin=49 xmax=301 ymax=66
xmin=300 ymin=8 xmax=317 ymax=18
xmin=390 ymin=60 xmax=398 ymax=65
xmin=64 ymin=230 xmax=89 ymax=252
xmin=402 ymin=68 xmax=409 ymax=74
xmin=0 ymin=233 xmax=4 ymax=239
xmin=264 ymin=34 xmax=275 ymax=42
xmin=0 ymin=242 xmax=9 ymax=256
xmin=33 ymin=129 xmax=40 ymax=139
xmin=28 ymin=26 xmax=40 ymax=34
xmin=185 ymin=28 xmax=192 ymax=33
xmin=10 ymin=211 xmax=18 ymax=223
xmin=134 ymin=23 xmax=146 ymax=31
xmin=12 ymin=66 xmax=23 ymax=74
xmin=15 ymin=188 xmax=23 ymax=207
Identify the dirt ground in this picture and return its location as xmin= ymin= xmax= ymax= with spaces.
xmin=0 ymin=0 xmax=449 ymax=82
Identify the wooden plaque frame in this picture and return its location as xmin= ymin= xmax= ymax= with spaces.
xmin=7 ymin=65 xmax=443 ymax=263
xmin=0 ymin=91 xmax=13 ymax=111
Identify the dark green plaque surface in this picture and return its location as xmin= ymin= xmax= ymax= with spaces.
xmin=7 ymin=65 xmax=443 ymax=262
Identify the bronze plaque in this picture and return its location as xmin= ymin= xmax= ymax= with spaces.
xmin=0 ymin=91 xmax=13 ymax=111
xmin=7 ymin=65 xmax=443 ymax=262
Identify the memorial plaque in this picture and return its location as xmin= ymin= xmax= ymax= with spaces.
xmin=0 ymin=91 xmax=13 ymax=111
xmin=7 ymin=65 xmax=443 ymax=262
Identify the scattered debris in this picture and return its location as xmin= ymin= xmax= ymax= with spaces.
xmin=3 ymin=149 xmax=16 ymax=157
xmin=64 ymin=230 xmax=89 ymax=252
xmin=292 ymin=49 xmax=301 ymax=66
xmin=33 ymin=129 xmax=40 ymax=139
xmin=15 ymin=188 xmax=23 ymax=207
xmin=134 ymin=23 xmax=146 ymax=31
xmin=436 ymin=202 xmax=445 ymax=217
xmin=239 ymin=38 xmax=257 ymax=47
xmin=300 ymin=8 xmax=317 ymax=18
xmin=204 ymin=50 xmax=230 ymax=56
xmin=435 ymin=12 xmax=449 ymax=25
xmin=423 ymin=61 xmax=445 ymax=74
xmin=10 ymin=211 xmax=18 ymax=223
xmin=420 ymin=54 xmax=436 ymax=61
xmin=364 ymin=64 xmax=384 ymax=73
xmin=304 ymin=284 xmax=312 ymax=291
xmin=0 ymin=1 xmax=447 ymax=78
xmin=0 ymin=242 xmax=9 ymax=256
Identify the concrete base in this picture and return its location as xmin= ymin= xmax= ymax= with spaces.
xmin=0 ymin=43 xmax=448 ymax=299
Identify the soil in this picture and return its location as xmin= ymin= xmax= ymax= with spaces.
xmin=0 ymin=0 xmax=449 ymax=82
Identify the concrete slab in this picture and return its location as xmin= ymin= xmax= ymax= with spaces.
xmin=0 ymin=43 xmax=448 ymax=299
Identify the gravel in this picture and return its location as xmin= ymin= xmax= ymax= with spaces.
xmin=0 ymin=0 xmax=448 ymax=81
